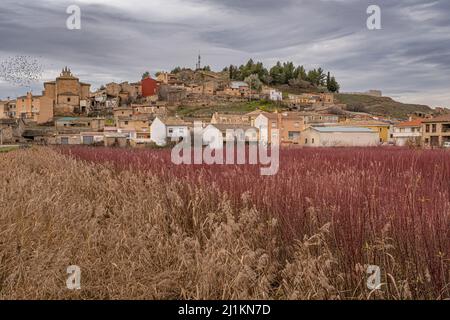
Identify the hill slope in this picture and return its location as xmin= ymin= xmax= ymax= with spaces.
xmin=175 ymin=100 xmax=280 ymax=118
xmin=336 ymin=94 xmax=432 ymax=119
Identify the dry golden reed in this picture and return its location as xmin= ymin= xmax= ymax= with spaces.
xmin=0 ymin=147 xmax=448 ymax=300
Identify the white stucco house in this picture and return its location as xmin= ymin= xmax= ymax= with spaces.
xmin=150 ymin=117 xmax=167 ymax=146
xmin=301 ymin=126 xmax=379 ymax=147
xmin=268 ymin=89 xmax=283 ymax=101
xmin=253 ymin=113 xmax=279 ymax=144
xmin=261 ymin=87 xmax=283 ymax=101
xmin=202 ymin=124 xmax=259 ymax=149
xmin=150 ymin=117 xmax=190 ymax=146
xmin=202 ymin=124 xmax=224 ymax=149
xmin=254 ymin=114 xmax=269 ymax=144
xmin=392 ymin=119 xmax=422 ymax=146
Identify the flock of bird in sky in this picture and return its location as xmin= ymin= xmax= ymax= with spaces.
xmin=0 ymin=55 xmax=44 ymax=88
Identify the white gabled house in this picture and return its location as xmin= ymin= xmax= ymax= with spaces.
xmin=150 ymin=117 xmax=167 ymax=146
xmin=254 ymin=113 xmax=269 ymax=144
xmin=150 ymin=116 xmax=190 ymax=146
xmin=253 ymin=112 xmax=279 ymax=144
xmin=202 ymin=124 xmax=223 ymax=149
xmin=202 ymin=124 xmax=259 ymax=149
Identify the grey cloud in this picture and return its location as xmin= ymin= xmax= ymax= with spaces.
xmin=0 ymin=0 xmax=449 ymax=107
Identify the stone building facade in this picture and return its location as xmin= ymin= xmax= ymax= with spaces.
xmin=422 ymin=115 xmax=450 ymax=147
xmin=15 ymin=92 xmax=54 ymax=124
xmin=43 ymin=67 xmax=91 ymax=115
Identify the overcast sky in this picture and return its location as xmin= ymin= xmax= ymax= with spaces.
xmin=0 ymin=0 xmax=449 ymax=107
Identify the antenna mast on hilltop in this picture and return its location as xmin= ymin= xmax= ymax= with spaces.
xmin=196 ymin=52 xmax=201 ymax=70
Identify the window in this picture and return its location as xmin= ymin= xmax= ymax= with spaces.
xmin=432 ymin=124 xmax=437 ymax=133
xmin=312 ymin=138 xmax=315 ymax=144
xmin=426 ymin=124 xmax=430 ymax=133
xmin=124 ymin=121 xmax=129 ymax=125
xmin=442 ymin=124 xmax=450 ymax=133
xmin=67 ymin=98 xmax=71 ymax=102
xmin=305 ymin=138 xmax=308 ymax=144
xmin=271 ymin=122 xmax=276 ymax=128
xmin=288 ymin=131 xmax=300 ymax=140
xmin=168 ymin=128 xmax=174 ymax=134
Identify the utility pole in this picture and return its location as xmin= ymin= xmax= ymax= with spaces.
xmin=0 ymin=128 xmax=3 ymax=146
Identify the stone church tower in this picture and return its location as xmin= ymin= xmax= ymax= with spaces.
xmin=43 ymin=67 xmax=91 ymax=114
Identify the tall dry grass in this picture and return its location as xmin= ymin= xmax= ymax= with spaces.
xmin=0 ymin=147 xmax=448 ymax=300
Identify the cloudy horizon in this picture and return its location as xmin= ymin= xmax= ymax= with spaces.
xmin=0 ymin=0 xmax=449 ymax=107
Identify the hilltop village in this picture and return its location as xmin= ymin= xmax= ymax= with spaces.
xmin=1 ymin=65 xmax=450 ymax=149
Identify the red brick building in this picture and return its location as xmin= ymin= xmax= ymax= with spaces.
xmin=141 ymin=77 xmax=159 ymax=97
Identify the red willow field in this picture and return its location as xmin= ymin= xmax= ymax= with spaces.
xmin=58 ymin=146 xmax=450 ymax=299
xmin=0 ymin=146 xmax=448 ymax=299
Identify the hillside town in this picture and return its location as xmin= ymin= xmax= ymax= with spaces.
xmin=1 ymin=0 xmax=450 ymax=304
xmin=1 ymin=65 xmax=449 ymax=149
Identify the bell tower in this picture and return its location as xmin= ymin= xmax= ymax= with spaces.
xmin=61 ymin=66 xmax=73 ymax=77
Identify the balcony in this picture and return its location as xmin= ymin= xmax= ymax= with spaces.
xmin=392 ymin=132 xmax=421 ymax=138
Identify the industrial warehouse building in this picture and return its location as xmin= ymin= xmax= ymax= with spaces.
xmin=301 ymin=127 xmax=380 ymax=147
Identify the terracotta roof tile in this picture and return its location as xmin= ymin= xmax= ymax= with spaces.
xmin=396 ymin=119 xmax=422 ymax=127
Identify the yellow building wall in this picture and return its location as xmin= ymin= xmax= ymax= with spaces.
xmin=360 ymin=125 xmax=389 ymax=143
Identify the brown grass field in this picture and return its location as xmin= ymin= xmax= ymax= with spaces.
xmin=0 ymin=146 xmax=448 ymax=300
